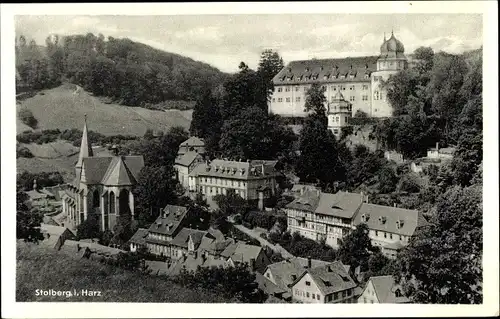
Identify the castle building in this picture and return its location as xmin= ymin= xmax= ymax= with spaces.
xmin=327 ymin=91 xmax=352 ymax=137
xmin=269 ymin=32 xmax=408 ymax=118
xmin=61 ymin=117 xmax=144 ymax=232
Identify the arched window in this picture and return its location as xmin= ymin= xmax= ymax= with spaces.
xmin=109 ymin=191 xmax=115 ymax=215
xmin=119 ymin=189 xmax=131 ymax=217
xmin=374 ymin=91 xmax=379 ymax=100
xmin=92 ymin=189 xmax=100 ymax=207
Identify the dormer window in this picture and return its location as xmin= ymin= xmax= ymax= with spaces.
xmin=395 ymin=289 xmax=402 ymax=297
xmin=340 ymin=74 xmax=346 ymax=79
xmin=396 ymin=219 xmax=404 ymax=229
xmin=305 ymin=67 xmax=309 ymax=72
xmin=379 ymin=216 xmax=387 ymax=224
xmin=365 ymin=74 xmax=370 ymax=79
xmin=361 ymin=213 xmax=370 ymax=222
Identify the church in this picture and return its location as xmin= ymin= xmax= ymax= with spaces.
xmin=268 ymin=32 xmax=408 ymax=118
xmin=61 ymin=117 xmax=144 ymax=232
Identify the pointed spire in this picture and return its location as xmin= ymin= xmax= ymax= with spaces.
xmin=75 ymin=115 xmax=93 ymax=172
xmin=384 ymin=32 xmax=386 ymax=41
xmin=391 ymin=29 xmax=394 ymax=37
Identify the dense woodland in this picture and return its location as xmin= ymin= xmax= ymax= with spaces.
xmin=16 ymin=34 xmax=228 ymax=106
xmin=17 ymin=42 xmax=483 ymax=304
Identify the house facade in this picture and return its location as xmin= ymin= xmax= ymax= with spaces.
xmin=61 ymin=117 xmax=144 ymax=232
xmin=290 ymin=261 xmax=358 ymax=303
xmin=269 ymin=32 xmax=408 ymax=118
xmin=285 ymin=188 xmax=365 ymax=248
xmin=188 ymin=159 xmax=279 ymax=202
xmin=285 ymin=188 xmax=428 ymax=255
xmin=327 ymin=91 xmax=353 ymax=137
xmin=357 ymin=275 xmax=410 ymax=303
xmin=174 ymin=151 xmax=204 ymax=189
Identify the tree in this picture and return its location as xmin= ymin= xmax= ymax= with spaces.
xmin=257 ymin=49 xmax=284 ymax=100
xmin=338 ymin=223 xmax=376 ymax=272
xmin=76 ymin=217 xmax=101 ymax=240
xmin=413 ymin=46 xmax=435 ymax=75
xmin=395 ymin=184 xmax=482 ymax=304
xmin=295 ymin=83 xmax=342 ymax=187
xmin=213 ymin=191 xmax=250 ymax=217
xmin=377 ymin=165 xmax=397 ymax=194
xmin=173 ymin=263 xmax=267 ymax=303
xmin=133 ymin=165 xmax=178 ymax=224
xmin=16 ymin=187 xmax=44 ymax=243
xmin=354 ymin=109 xmax=369 ymax=118
xmin=190 ymin=89 xmax=222 ymax=140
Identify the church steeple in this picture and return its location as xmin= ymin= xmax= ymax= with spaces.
xmin=75 ymin=114 xmax=93 ymax=177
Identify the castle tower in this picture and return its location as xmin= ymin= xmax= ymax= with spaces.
xmin=75 ymin=115 xmax=93 ymax=178
xmin=370 ymin=32 xmax=408 ymax=117
xmin=327 ymin=91 xmax=352 ymax=138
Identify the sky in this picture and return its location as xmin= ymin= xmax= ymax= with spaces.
xmin=15 ymin=14 xmax=482 ymax=73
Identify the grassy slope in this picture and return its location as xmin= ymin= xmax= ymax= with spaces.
xmin=17 ymin=142 xmax=114 ymax=182
xmin=16 ymin=241 xmax=233 ymax=303
xmin=16 ymin=84 xmax=193 ymax=136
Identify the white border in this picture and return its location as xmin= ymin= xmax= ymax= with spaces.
xmin=1 ymin=2 xmax=498 ymax=318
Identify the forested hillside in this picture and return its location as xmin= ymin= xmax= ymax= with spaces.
xmin=15 ymin=34 xmax=229 ymax=107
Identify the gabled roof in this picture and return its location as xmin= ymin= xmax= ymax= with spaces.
xmin=255 ymin=272 xmax=287 ymax=296
xmin=180 ymin=136 xmax=205 ymax=147
xmin=189 ymin=159 xmax=278 ymax=180
xmin=354 ymin=203 xmax=429 ymax=236
xmin=147 ymin=205 xmax=189 ymax=236
xmin=264 ymin=257 xmax=332 ymax=292
xmin=273 ymin=56 xmax=379 ymax=85
xmin=315 ymin=191 xmax=364 ymax=219
xmin=175 ymin=151 xmax=202 ymax=167
xmin=82 ymin=157 xmax=113 ymax=184
xmin=101 ymin=156 xmax=137 ymax=186
xmin=129 ymin=228 xmax=149 ymax=245
xmin=291 ymin=261 xmax=357 ymax=295
xmin=367 ymin=275 xmax=410 ymax=303
xmin=170 ymin=228 xmax=207 ymax=249
xmin=230 ymin=242 xmax=263 ymax=265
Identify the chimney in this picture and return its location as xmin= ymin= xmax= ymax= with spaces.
xmin=202 ymin=253 xmax=207 ymax=263
xmin=436 ymin=142 xmax=439 ymax=151
xmin=183 ymin=254 xmax=187 ymax=262
xmin=33 ymin=179 xmax=37 ymax=191
xmin=365 ymin=194 xmax=369 ymax=204
xmin=77 ymin=244 xmax=80 ymax=251
xmin=194 ymin=250 xmax=198 ymax=259
xmin=300 ymin=187 xmax=305 ymax=195
xmin=360 ymin=191 xmax=364 ymax=201
xmin=250 ymin=258 xmax=256 ymax=271
xmin=307 ymin=256 xmax=312 ymax=269
xmin=394 ymin=203 xmax=397 ymax=208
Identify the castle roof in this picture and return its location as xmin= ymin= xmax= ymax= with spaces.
xmin=101 ymin=156 xmax=137 ymax=186
xmin=273 ymin=56 xmax=378 ymax=86
xmin=379 ymin=32 xmax=406 ymax=59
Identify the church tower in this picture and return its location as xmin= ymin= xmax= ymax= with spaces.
xmin=75 ymin=115 xmax=93 ymax=178
xmin=370 ymin=31 xmax=408 ymax=117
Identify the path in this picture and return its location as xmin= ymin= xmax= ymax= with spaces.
xmin=232 ymin=223 xmax=294 ymax=259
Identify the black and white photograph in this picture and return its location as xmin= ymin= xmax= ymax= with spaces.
xmin=1 ymin=2 xmax=498 ymax=318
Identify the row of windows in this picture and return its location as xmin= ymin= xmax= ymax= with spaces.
xmin=272 ymin=95 xmax=373 ymax=103
xmin=276 ymin=84 xmax=370 ymax=93
xmin=373 ymin=230 xmax=408 ymax=241
xmin=331 ymin=116 xmax=350 ymax=124
xmin=294 ymin=288 xmax=321 ymax=301
xmin=200 ymin=186 xmax=245 ymax=198
xmin=201 ymin=177 xmax=245 ymax=188
xmin=373 ymin=91 xmax=384 ymax=100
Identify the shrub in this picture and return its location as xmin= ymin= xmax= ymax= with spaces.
xmin=17 ymin=146 xmax=34 ymax=158
xmin=18 ymin=108 xmax=38 ymax=128
xmin=17 ymin=171 xmax=64 ymax=190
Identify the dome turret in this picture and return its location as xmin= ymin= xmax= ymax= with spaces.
xmin=380 ymin=31 xmax=405 ymax=54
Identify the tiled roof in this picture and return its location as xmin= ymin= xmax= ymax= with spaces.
xmin=230 ymin=242 xmax=263 ymax=265
xmin=354 ymin=203 xmax=429 ymax=236
xmin=129 ymin=228 xmax=148 ymax=245
xmin=170 ymin=228 xmax=207 ymax=249
xmin=148 ymin=205 xmax=188 ymax=236
xmin=265 ymin=257 xmax=331 ymax=292
xmin=180 ymin=136 xmax=205 ymax=147
xmin=82 ymin=157 xmax=113 ymax=184
xmin=101 ymin=156 xmax=137 ymax=186
xmin=175 ymin=151 xmax=202 ymax=167
xmin=315 ymin=191 xmax=364 ymax=219
xmin=294 ymin=261 xmax=357 ymax=295
xmin=273 ymin=56 xmax=379 ymax=86
xmin=81 ymin=156 xmax=144 ymax=185
xmin=189 ymin=159 xmax=277 ymax=180
xmin=286 ymin=190 xmax=364 ymax=218
xmin=255 ymin=272 xmax=287 ymax=296
xmin=368 ymin=275 xmax=410 ymax=303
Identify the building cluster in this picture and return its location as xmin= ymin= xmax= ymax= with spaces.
xmin=128 ymin=204 xmax=271 ymax=275
xmin=268 ymin=32 xmax=410 ymax=135
xmin=173 ymin=137 xmax=280 ymax=210
xmin=284 ymin=185 xmax=429 ymax=258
